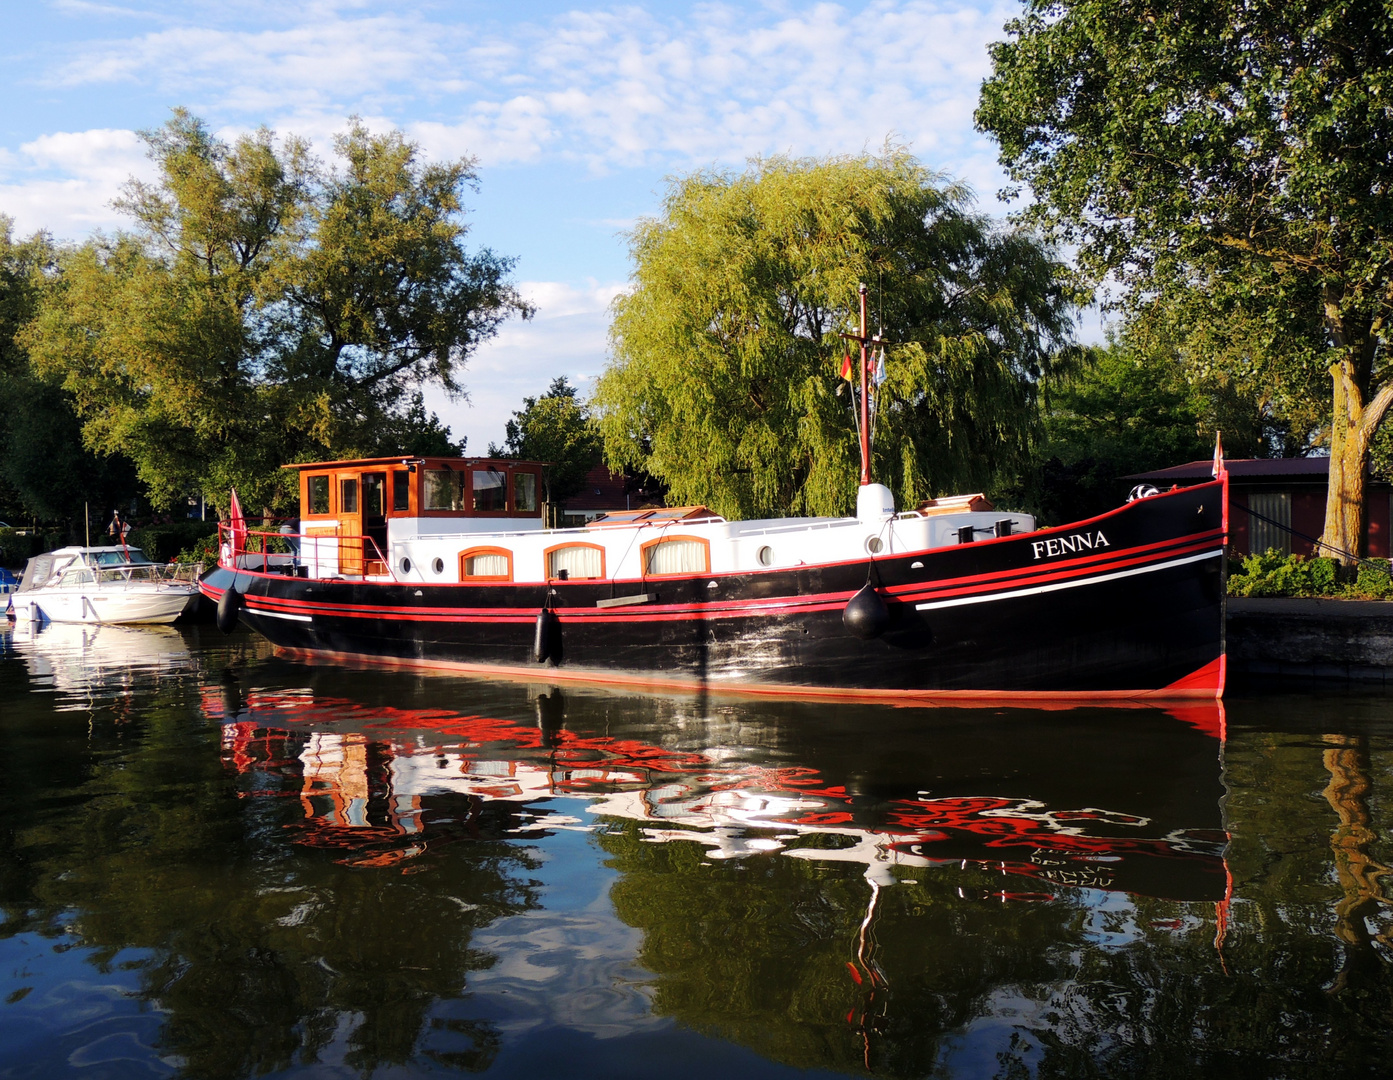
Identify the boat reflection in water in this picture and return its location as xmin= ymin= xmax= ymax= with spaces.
xmin=5 ymin=617 xmax=195 ymax=706
xmin=206 ymin=675 xmax=1230 ymax=1073
xmin=210 ymin=685 xmax=1227 ymax=900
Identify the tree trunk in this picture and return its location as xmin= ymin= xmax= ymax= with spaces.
xmin=1319 ymin=344 xmax=1393 ymax=563
xmin=1322 ymin=414 xmax=1369 ymax=562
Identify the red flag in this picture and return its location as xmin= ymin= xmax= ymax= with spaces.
xmin=839 ymin=354 xmax=854 ymax=380
xmin=1211 ymin=431 xmax=1226 ymax=479
xmin=229 ymin=488 xmax=248 ymax=556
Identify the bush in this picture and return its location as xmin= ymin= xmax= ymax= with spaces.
xmin=128 ymin=521 xmax=218 ymax=563
xmin=0 ymin=528 xmax=68 ymax=568
xmin=175 ymin=532 xmax=221 ymax=566
xmin=1227 ymin=550 xmax=1393 ymax=600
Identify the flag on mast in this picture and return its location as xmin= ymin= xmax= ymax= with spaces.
xmin=873 ymin=347 xmax=887 ymax=386
xmin=839 ymin=353 xmax=854 ymax=380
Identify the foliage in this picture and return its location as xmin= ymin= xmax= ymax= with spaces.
xmin=1018 ymin=340 xmax=1212 ymax=523
xmin=127 ymin=521 xmax=218 ymax=564
xmin=173 ymin=530 xmax=221 ymax=566
xmin=594 ymin=150 xmax=1083 ymax=520
xmin=1227 ymin=551 xmax=1393 ymax=599
xmin=0 ymin=217 xmax=140 ymax=529
xmin=1018 ymin=331 xmax=1328 ymax=525
xmin=0 ymin=527 xmax=67 ymax=568
xmin=22 ymin=111 xmax=526 ymax=515
xmin=488 ymin=377 xmax=603 ymax=514
xmin=976 ymin=0 xmax=1393 ymax=557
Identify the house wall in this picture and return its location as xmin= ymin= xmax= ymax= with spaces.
xmin=1226 ymin=485 xmax=1391 ymax=559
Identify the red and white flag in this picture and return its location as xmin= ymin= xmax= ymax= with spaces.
xmin=229 ymin=488 xmax=248 ymax=555
xmin=1211 ymin=432 xmax=1226 ymax=479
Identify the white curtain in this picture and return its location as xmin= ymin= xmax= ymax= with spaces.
xmin=645 ymin=539 xmax=707 ymax=575
xmin=465 ymin=553 xmax=510 ymax=577
xmin=548 ymin=546 xmax=603 ymax=579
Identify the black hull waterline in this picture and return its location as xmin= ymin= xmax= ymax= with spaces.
xmin=201 ymin=482 xmax=1227 ymax=701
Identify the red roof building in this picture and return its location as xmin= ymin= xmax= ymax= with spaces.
xmin=559 ymin=465 xmax=665 ymax=527
xmin=1126 ymin=458 xmax=1392 ymax=559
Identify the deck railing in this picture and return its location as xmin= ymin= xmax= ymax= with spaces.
xmin=217 ymin=522 xmax=395 ymax=581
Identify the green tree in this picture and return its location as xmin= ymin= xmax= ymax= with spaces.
xmin=976 ymin=0 xmax=1393 ymax=559
xmin=593 ymin=150 xmax=1082 ymax=520
xmin=1020 ymin=331 xmax=1326 ymax=525
xmin=0 ymin=216 xmax=139 ymax=530
xmin=489 ymin=377 xmax=603 ymax=522
xmin=23 ymin=110 xmax=527 ymax=515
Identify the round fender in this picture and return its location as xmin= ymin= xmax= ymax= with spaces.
xmin=216 ymin=586 xmax=242 ymax=635
xmin=534 ymin=608 xmax=557 ymax=663
xmin=842 ymin=583 xmax=889 ymax=640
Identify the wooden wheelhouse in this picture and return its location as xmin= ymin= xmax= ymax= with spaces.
xmin=285 ymin=456 xmax=546 ymax=577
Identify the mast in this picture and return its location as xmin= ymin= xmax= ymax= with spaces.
xmin=840 ymin=283 xmax=875 ymax=486
xmin=859 ymin=283 xmax=870 ymax=486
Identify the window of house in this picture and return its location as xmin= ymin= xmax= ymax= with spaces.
xmin=473 ymin=468 xmax=507 ymax=512
xmin=340 ymin=477 xmax=358 ymax=514
xmin=1248 ymin=492 xmax=1292 ymax=556
xmin=392 ymin=471 xmax=410 ymax=512
xmin=546 ymin=544 xmax=604 ymax=580
xmin=424 ymin=469 xmax=466 ymax=511
xmin=642 ymin=536 xmax=710 ymax=576
xmin=308 ymin=475 xmax=330 ymax=514
xmin=514 ymin=472 xmax=539 ymax=514
xmin=460 ymin=547 xmax=513 ymax=581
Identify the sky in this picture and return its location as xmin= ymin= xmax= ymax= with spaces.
xmin=0 ymin=0 xmax=1032 ymax=454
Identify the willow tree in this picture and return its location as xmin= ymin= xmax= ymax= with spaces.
xmin=593 ymin=151 xmax=1081 ymax=520
xmin=23 ymin=110 xmax=529 ymax=513
xmin=977 ymin=0 xmax=1393 ymax=560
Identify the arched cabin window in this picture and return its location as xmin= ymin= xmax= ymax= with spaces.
xmin=641 ymin=535 xmax=710 ymax=577
xmin=459 ymin=546 xmax=513 ymax=582
xmin=545 ymin=542 xmax=605 ymax=580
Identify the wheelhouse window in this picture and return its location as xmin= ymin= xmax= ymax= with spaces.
xmin=424 ymin=469 xmax=465 ymax=511
xmin=472 ymin=468 xmax=506 ymax=512
xmin=308 ymin=474 xmax=330 ymax=515
xmin=340 ymin=477 xmax=359 ymax=514
xmin=460 ymin=547 xmax=513 ymax=581
xmin=392 ymin=471 xmax=410 ymax=512
xmin=642 ymin=536 xmax=710 ymax=576
xmin=363 ymin=473 xmax=384 ymax=516
xmin=546 ymin=543 xmax=604 ymax=580
xmin=514 ymin=472 xmax=539 ymax=514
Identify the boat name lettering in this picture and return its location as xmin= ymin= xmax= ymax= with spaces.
xmin=1031 ymin=531 xmax=1110 ymax=560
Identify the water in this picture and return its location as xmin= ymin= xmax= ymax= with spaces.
xmin=0 ymin=620 xmax=1389 ymax=1079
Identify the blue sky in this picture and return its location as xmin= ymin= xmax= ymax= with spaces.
xmin=0 ymin=0 xmax=1030 ymax=453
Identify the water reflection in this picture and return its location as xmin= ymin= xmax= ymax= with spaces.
xmin=208 ymin=683 xmax=1229 ymax=903
xmin=0 ymin=623 xmax=1389 ymax=1078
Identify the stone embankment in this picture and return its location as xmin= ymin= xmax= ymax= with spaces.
xmin=1227 ymin=598 xmax=1393 ymax=685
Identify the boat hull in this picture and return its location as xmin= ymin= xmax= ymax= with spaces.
xmin=200 ymin=482 xmax=1226 ymax=700
xmin=9 ymin=587 xmax=198 ymax=625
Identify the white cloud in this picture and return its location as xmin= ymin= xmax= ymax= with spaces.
xmin=426 ymin=279 xmax=626 ymax=453
xmin=31 ymin=2 xmax=1016 ymax=185
xmin=0 ymin=128 xmax=151 ymax=237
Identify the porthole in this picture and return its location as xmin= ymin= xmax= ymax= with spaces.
xmin=399 ymin=557 xmax=412 ymax=574
xmin=432 ymin=557 xmax=445 ymax=575
xmin=865 ymin=536 xmax=885 ymax=554
xmin=757 ymin=545 xmax=774 ymax=567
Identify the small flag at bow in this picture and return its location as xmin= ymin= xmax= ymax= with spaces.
xmin=229 ymin=488 xmax=248 ymax=556
xmin=1211 ymin=432 xmax=1226 ymax=479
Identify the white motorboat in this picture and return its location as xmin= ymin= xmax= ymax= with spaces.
xmin=5 ymin=545 xmax=202 ymax=625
